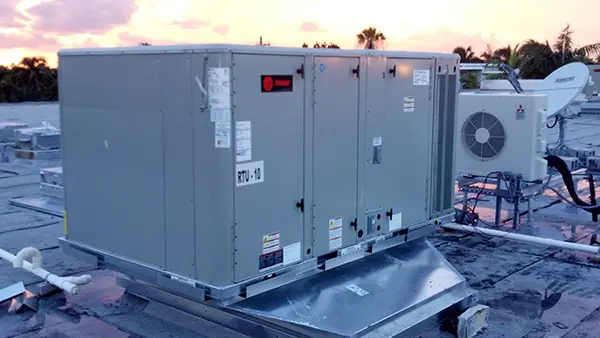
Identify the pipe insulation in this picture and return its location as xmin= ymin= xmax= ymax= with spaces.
xmin=0 ymin=247 xmax=92 ymax=294
xmin=441 ymin=223 xmax=600 ymax=254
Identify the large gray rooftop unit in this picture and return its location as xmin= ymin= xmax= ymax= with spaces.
xmin=58 ymin=44 xmax=475 ymax=337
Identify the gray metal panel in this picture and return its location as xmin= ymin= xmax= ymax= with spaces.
xmin=192 ymin=52 xmax=235 ymax=285
xmin=364 ymin=56 xmax=388 ymax=235
xmin=312 ymin=56 xmax=360 ymax=255
xmin=384 ymin=58 xmax=434 ymax=228
xmin=59 ymin=54 xmax=166 ymax=268
xmin=232 ymin=53 xmax=306 ymax=282
xmin=161 ymin=54 xmax=196 ymax=278
xmin=228 ymin=238 xmax=474 ymax=337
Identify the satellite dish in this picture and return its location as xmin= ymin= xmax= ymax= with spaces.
xmin=532 ymin=62 xmax=590 ymax=117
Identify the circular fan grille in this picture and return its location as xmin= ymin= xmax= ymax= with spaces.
xmin=461 ymin=111 xmax=506 ymax=160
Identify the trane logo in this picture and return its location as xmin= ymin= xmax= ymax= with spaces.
xmin=555 ymin=76 xmax=575 ymax=83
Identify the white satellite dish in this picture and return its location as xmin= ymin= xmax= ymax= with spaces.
xmin=532 ymin=62 xmax=590 ymax=117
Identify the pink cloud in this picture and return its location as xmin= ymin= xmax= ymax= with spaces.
xmin=212 ymin=24 xmax=229 ymax=36
xmin=26 ymin=0 xmax=137 ymax=35
xmin=0 ymin=32 xmax=58 ymax=50
xmin=299 ymin=21 xmax=323 ymax=33
xmin=0 ymin=0 xmax=27 ymax=28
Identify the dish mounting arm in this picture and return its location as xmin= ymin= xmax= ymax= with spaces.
xmin=498 ymin=63 xmax=525 ymax=94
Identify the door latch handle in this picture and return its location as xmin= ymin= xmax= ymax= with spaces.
xmin=389 ymin=65 xmax=397 ymax=78
xmin=295 ymin=198 xmax=304 ymax=213
xmin=352 ymin=64 xmax=360 ymax=78
xmin=386 ymin=209 xmax=393 ymax=220
xmin=296 ymin=64 xmax=305 ymax=79
xmin=350 ymin=218 xmax=357 ymax=230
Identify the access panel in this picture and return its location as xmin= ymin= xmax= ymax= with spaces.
xmin=232 ymin=54 xmax=306 ymax=282
xmin=312 ymin=56 xmax=360 ymax=256
xmin=384 ymin=58 xmax=434 ymax=230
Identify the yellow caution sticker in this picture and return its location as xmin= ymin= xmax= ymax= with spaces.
xmin=63 ymin=211 xmax=67 ymax=235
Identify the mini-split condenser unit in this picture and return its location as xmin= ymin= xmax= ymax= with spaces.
xmin=456 ymin=92 xmax=548 ymax=182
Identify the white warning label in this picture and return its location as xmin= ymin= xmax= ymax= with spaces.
xmin=236 ymin=121 xmax=252 ymax=162
xmin=262 ymin=232 xmax=280 ymax=254
xmin=413 ymin=69 xmax=430 ymax=86
xmin=208 ymin=67 xmax=231 ymax=122
xmin=403 ymin=96 xmax=415 ymax=113
xmin=215 ymin=122 xmax=231 ymax=148
xmin=329 ymin=217 xmax=343 ymax=250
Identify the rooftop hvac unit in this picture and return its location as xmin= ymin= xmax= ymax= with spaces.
xmin=456 ymin=92 xmax=548 ymax=181
xmin=56 ymin=44 xmax=475 ymax=337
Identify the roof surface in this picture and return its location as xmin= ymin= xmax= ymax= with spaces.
xmin=0 ymin=102 xmax=599 ymax=337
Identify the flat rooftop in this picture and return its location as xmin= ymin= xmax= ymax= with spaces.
xmin=0 ymin=102 xmax=599 ymax=337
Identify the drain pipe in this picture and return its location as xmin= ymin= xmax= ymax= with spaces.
xmin=0 ymin=247 xmax=92 ymax=294
xmin=441 ymin=223 xmax=600 ymax=254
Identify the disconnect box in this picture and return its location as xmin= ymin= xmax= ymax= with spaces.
xmin=58 ymin=44 xmax=459 ymax=289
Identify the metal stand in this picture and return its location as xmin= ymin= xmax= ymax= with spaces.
xmin=458 ymin=174 xmax=542 ymax=230
xmin=61 ymin=236 xmax=478 ymax=337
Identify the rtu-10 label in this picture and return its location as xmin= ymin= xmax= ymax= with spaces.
xmin=236 ymin=160 xmax=264 ymax=187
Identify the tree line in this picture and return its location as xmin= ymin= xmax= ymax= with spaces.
xmin=1 ymin=25 xmax=597 ymax=103
xmin=0 ymin=57 xmax=58 ymax=103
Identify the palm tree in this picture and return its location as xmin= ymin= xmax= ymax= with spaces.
xmin=452 ymin=46 xmax=481 ymax=63
xmin=519 ymin=24 xmax=600 ymax=78
xmin=356 ymin=27 xmax=386 ymax=49
xmin=480 ymin=44 xmax=495 ymax=62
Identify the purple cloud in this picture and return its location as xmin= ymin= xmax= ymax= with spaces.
xmin=172 ymin=19 xmax=210 ymax=30
xmin=0 ymin=0 xmax=27 ymax=29
xmin=300 ymin=21 xmax=322 ymax=33
xmin=0 ymin=32 xmax=58 ymax=50
xmin=26 ymin=0 xmax=137 ymax=35
xmin=212 ymin=24 xmax=229 ymax=36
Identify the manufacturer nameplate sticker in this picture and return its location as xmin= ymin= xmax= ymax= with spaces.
xmin=208 ymin=67 xmax=232 ymax=122
xmin=413 ymin=69 xmax=430 ymax=86
xmin=283 ymin=242 xmax=301 ymax=265
xmin=236 ymin=160 xmax=264 ymax=187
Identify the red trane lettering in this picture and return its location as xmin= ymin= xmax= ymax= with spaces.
xmin=275 ymin=80 xmax=291 ymax=87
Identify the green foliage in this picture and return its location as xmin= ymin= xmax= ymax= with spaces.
xmin=0 ymin=57 xmax=58 ymax=103
xmin=302 ymin=42 xmax=340 ymax=49
xmin=460 ymin=72 xmax=480 ymax=89
xmin=455 ymin=24 xmax=600 ymax=79
xmin=357 ymin=27 xmax=386 ymax=49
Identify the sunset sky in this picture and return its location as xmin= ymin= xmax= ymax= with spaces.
xmin=1 ymin=0 xmax=598 ymax=67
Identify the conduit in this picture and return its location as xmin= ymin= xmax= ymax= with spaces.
xmin=0 ymin=247 xmax=91 ymax=294
xmin=441 ymin=223 xmax=600 ymax=254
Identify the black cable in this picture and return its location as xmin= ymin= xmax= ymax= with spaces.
xmin=547 ymin=115 xmax=559 ymax=129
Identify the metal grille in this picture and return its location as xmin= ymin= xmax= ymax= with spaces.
xmin=431 ymin=73 xmax=458 ymax=215
xmin=442 ymin=74 xmax=457 ymax=210
xmin=461 ymin=111 xmax=506 ymax=160
xmin=432 ymin=74 xmax=447 ymax=213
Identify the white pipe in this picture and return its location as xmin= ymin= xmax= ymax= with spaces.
xmin=441 ymin=222 xmax=600 ymax=254
xmin=14 ymin=247 xmax=43 ymax=269
xmin=0 ymin=247 xmax=92 ymax=294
